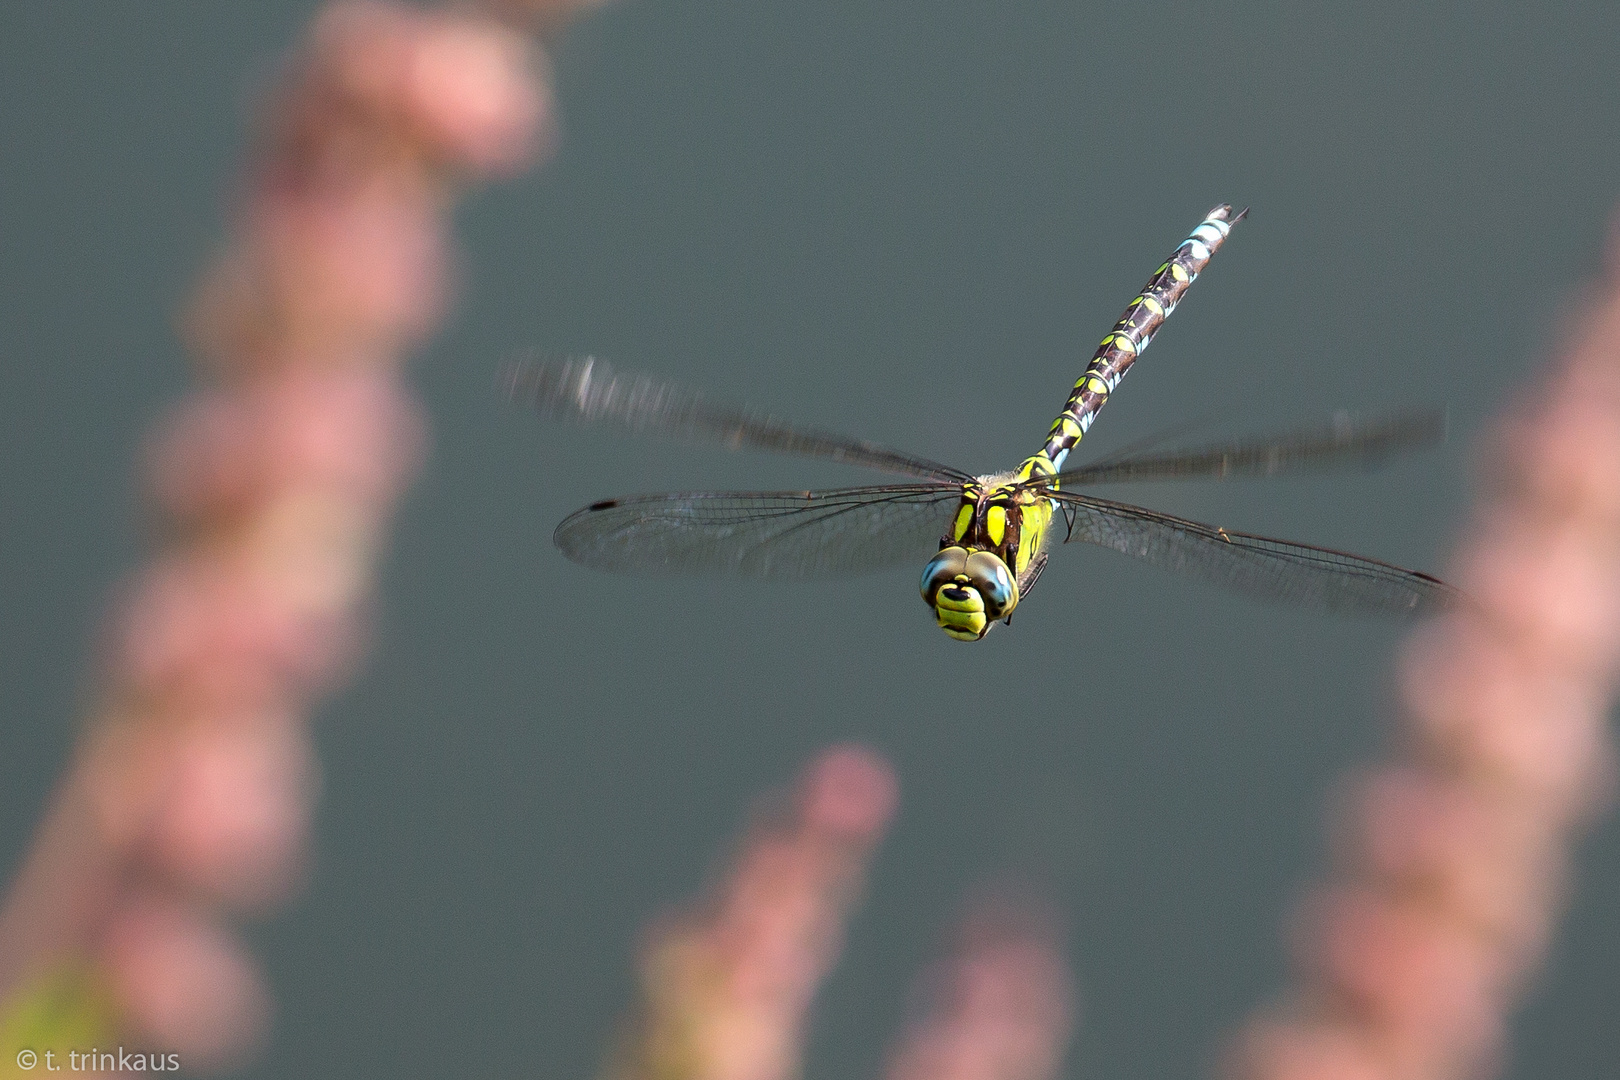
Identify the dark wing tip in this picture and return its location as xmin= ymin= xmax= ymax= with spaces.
xmin=588 ymin=499 xmax=620 ymax=511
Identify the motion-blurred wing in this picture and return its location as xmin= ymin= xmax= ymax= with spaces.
xmin=1050 ymin=491 xmax=1459 ymax=616
xmin=507 ymin=356 xmax=970 ymax=483
xmin=1038 ymin=409 xmax=1444 ymax=488
xmin=555 ymin=484 xmax=962 ymax=578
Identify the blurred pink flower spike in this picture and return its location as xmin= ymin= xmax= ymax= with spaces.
xmin=605 ymin=748 xmax=1076 ymax=1080
xmin=1225 ymin=227 xmax=1620 ymax=1080
xmin=606 ymin=745 xmax=898 ymax=1080
xmin=883 ymin=891 xmax=1076 ymax=1080
xmin=101 ymin=896 xmax=273 ymax=1072
xmin=0 ymin=0 xmax=575 ymax=1071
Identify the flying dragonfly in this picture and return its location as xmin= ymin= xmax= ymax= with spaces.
xmin=508 ymin=204 xmax=1459 ymax=641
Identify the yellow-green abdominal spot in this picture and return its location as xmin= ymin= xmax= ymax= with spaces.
xmin=1015 ymin=453 xmax=1056 ymax=482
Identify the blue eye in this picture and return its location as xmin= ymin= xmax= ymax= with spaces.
xmin=964 ymin=551 xmax=1018 ymax=617
xmin=921 ymin=547 xmax=969 ymax=603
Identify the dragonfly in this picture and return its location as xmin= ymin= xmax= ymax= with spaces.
xmin=508 ymin=204 xmax=1459 ymax=641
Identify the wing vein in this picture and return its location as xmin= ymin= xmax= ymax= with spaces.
xmin=1050 ymin=490 xmax=1459 ymax=615
xmin=554 ymin=484 xmax=962 ymax=578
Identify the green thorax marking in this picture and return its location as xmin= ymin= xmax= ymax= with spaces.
xmin=944 ymin=457 xmax=1058 ymax=580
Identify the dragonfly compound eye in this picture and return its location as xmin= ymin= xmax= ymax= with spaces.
xmin=920 ymin=547 xmax=970 ymax=604
xmin=964 ymin=550 xmax=1018 ymax=619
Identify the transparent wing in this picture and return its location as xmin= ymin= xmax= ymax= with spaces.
xmin=1050 ymin=491 xmax=1460 ymax=616
xmin=555 ymin=484 xmax=963 ymax=578
xmin=1034 ymin=409 xmax=1444 ymax=488
xmin=506 ymin=356 xmax=971 ymax=483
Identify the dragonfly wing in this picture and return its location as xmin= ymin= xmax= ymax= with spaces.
xmin=507 ymin=357 xmax=971 ymax=483
xmin=1050 ymin=491 xmax=1460 ymax=616
xmin=1038 ymin=409 xmax=1446 ymax=488
xmin=555 ymin=484 xmax=963 ymax=578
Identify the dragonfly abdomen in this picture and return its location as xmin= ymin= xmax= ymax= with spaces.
xmin=1042 ymin=205 xmax=1246 ymax=470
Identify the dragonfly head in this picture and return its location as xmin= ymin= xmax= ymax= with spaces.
xmin=920 ymin=546 xmax=1018 ymax=641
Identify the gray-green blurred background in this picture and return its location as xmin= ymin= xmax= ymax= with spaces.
xmin=3 ymin=2 xmax=1617 ymax=1077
